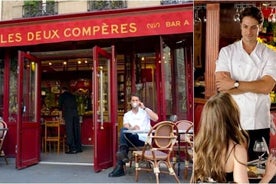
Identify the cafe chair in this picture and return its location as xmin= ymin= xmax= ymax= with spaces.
xmin=123 ymin=134 xmax=144 ymax=171
xmin=174 ymin=120 xmax=193 ymax=180
xmin=0 ymin=118 xmax=8 ymax=164
xmin=44 ymin=120 xmax=65 ymax=154
xmin=133 ymin=121 xmax=180 ymax=183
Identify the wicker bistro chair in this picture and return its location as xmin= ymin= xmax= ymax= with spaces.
xmin=0 ymin=118 xmax=8 ymax=164
xmin=133 ymin=121 xmax=180 ymax=183
xmin=174 ymin=120 xmax=194 ymax=180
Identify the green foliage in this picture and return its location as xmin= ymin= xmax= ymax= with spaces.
xmin=24 ymin=0 xmax=41 ymax=7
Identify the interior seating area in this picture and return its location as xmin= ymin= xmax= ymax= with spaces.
xmin=44 ymin=119 xmax=66 ymax=154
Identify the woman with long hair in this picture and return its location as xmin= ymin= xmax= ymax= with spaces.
xmin=193 ymin=92 xmax=276 ymax=183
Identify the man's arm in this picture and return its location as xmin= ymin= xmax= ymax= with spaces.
xmin=215 ymin=71 xmax=275 ymax=94
xmin=123 ymin=123 xmax=140 ymax=130
xmin=139 ymin=102 xmax=159 ymax=122
xmin=144 ymin=108 xmax=158 ymax=122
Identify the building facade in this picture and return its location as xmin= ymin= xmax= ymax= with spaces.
xmin=0 ymin=0 xmax=193 ymax=171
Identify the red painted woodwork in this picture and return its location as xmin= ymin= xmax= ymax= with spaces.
xmin=93 ymin=46 xmax=117 ymax=172
xmin=0 ymin=5 xmax=193 ymax=170
xmin=16 ymin=51 xmax=41 ymax=169
xmin=184 ymin=45 xmax=194 ymax=122
xmin=2 ymin=123 xmax=16 ymax=157
xmin=194 ymin=98 xmax=206 ymax=135
xmin=0 ymin=4 xmax=192 ymax=48
xmin=81 ymin=117 xmax=93 ymax=145
xmin=205 ymin=4 xmax=220 ymax=98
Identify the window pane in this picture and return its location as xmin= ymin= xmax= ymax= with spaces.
xmin=9 ymin=58 xmax=18 ymax=122
xmin=175 ymin=48 xmax=186 ymax=117
xmin=22 ymin=60 xmax=37 ymax=122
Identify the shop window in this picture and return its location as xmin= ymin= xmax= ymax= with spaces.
xmin=135 ymin=53 xmax=157 ymax=113
xmin=87 ymin=0 xmax=127 ymax=11
xmin=22 ymin=0 xmax=58 ymax=18
xmin=8 ymin=58 xmax=17 ymax=122
xmin=174 ymin=48 xmax=187 ymax=118
xmin=163 ymin=46 xmax=173 ymax=116
xmin=163 ymin=45 xmax=188 ymax=119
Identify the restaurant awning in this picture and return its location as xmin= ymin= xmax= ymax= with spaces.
xmin=0 ymin=4 xmax=192 ymax=47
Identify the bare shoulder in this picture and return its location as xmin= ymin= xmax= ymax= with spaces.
xmin=233 ymin=144 xmax=247 ymax=164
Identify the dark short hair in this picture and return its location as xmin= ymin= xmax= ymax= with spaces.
xmin=61 ymin=86 xmax=68 ymax=91
xmin=130 ymin=93 xmax=140 ymax=100
xmin=240 ymin=6 xmax=264 ymax=24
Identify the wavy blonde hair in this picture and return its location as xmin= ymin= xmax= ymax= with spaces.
xmin=193 ymin=92 xmax=249 ymax=182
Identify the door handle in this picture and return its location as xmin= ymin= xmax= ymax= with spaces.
xmin=21 ymin=102 xmax=26 ymax=113
xmin=99 ymin=67 xmax=104 ymax=130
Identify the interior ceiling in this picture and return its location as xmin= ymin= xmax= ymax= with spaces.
xmin=27 ymin=34 xmax=191 ymax=72
xmin=31 ymin=49 xmax=93 ymax=60
xmin=31 ymin=49 xmax=94 ymax=72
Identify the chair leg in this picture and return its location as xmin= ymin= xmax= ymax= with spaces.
xmin=153 ymin=162 xmax=160 ymax=184
xmin=123 ymin=164 xmax=127 ymax=173
xmin=4 ymin=155 xmax=8 ymax=165
xmin=155 ymin=172 xmax=160 ymax=184
xmin=184 ymin=160 xmax=189 ymax=179
xmin=1 ymin=150 xmax=8 ymax=165
xmin=167 ymin=161 xmax=180 ymax=183
xmin=62 ymin=138 xmax=65 ymax=152
xmin=184 ymin=168 xmax=188 ymax=180
xmin=45 ymin=140 xmax=47 ymax=153
xmin=57 ymin=141 xmax=60 ymax=154
xmin=134 ymin=154 xmax=139 ymax=182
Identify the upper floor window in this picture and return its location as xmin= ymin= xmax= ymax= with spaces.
xmin=87 ymin=0 xmax=127 ymax=11
xmin=23 ymin=0 xmax=58 ymax=18
xmin=160 ymin=0 xmax=192 ymax=5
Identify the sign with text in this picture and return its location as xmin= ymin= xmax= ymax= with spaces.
xmin=0 ymin=10 xmax=192 ymax=47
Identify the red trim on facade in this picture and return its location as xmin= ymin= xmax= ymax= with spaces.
xmin=0 ymin=5 xmax=192 ymax=47
xmin=0 ymin=4 xmax=192 ymax=25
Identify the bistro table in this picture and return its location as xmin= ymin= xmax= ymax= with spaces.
xmin=123 ymin=129 xmax=149 ymax=134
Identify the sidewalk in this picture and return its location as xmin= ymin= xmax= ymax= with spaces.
xmin=0 ymin=158 xmax=191 ymax=183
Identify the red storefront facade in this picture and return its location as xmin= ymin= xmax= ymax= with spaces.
xmin=0 ymin=4 xmax=193 ymax=171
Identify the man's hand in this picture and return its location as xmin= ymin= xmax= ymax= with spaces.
xmin=132 ymin=125 xmax=140 ymax=130
xmin=216 ymin=72 xmax=275 ymax=94
xmin=123 ymin=123 xmax=140 ymax=130
xmin=215 ymin=72 xmax=235 ymax=92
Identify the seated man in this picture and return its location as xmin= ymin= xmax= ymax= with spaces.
xmin=108 ymin=93 xmax=159 ymax=177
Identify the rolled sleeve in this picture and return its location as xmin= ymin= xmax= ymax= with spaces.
xmin=262 ymin=48 xmax=276 ymax=81
xmin=215 ymin=47 xmax=231 ymax=73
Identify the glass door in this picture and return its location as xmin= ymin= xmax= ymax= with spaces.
xmin=92 ymin=46 xmax=117 ymax=172
xmin=158 ymin=36 xmax=193 ymax=121
xmin=16 ymin=51 xmax=41 ymax=169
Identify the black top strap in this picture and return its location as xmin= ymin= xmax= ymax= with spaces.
xmin=225 ymin=144 xmax=237 ymax=164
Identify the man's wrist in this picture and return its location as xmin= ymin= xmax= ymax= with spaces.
xmin=233 ymin=80 xmax=240 ymax=89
